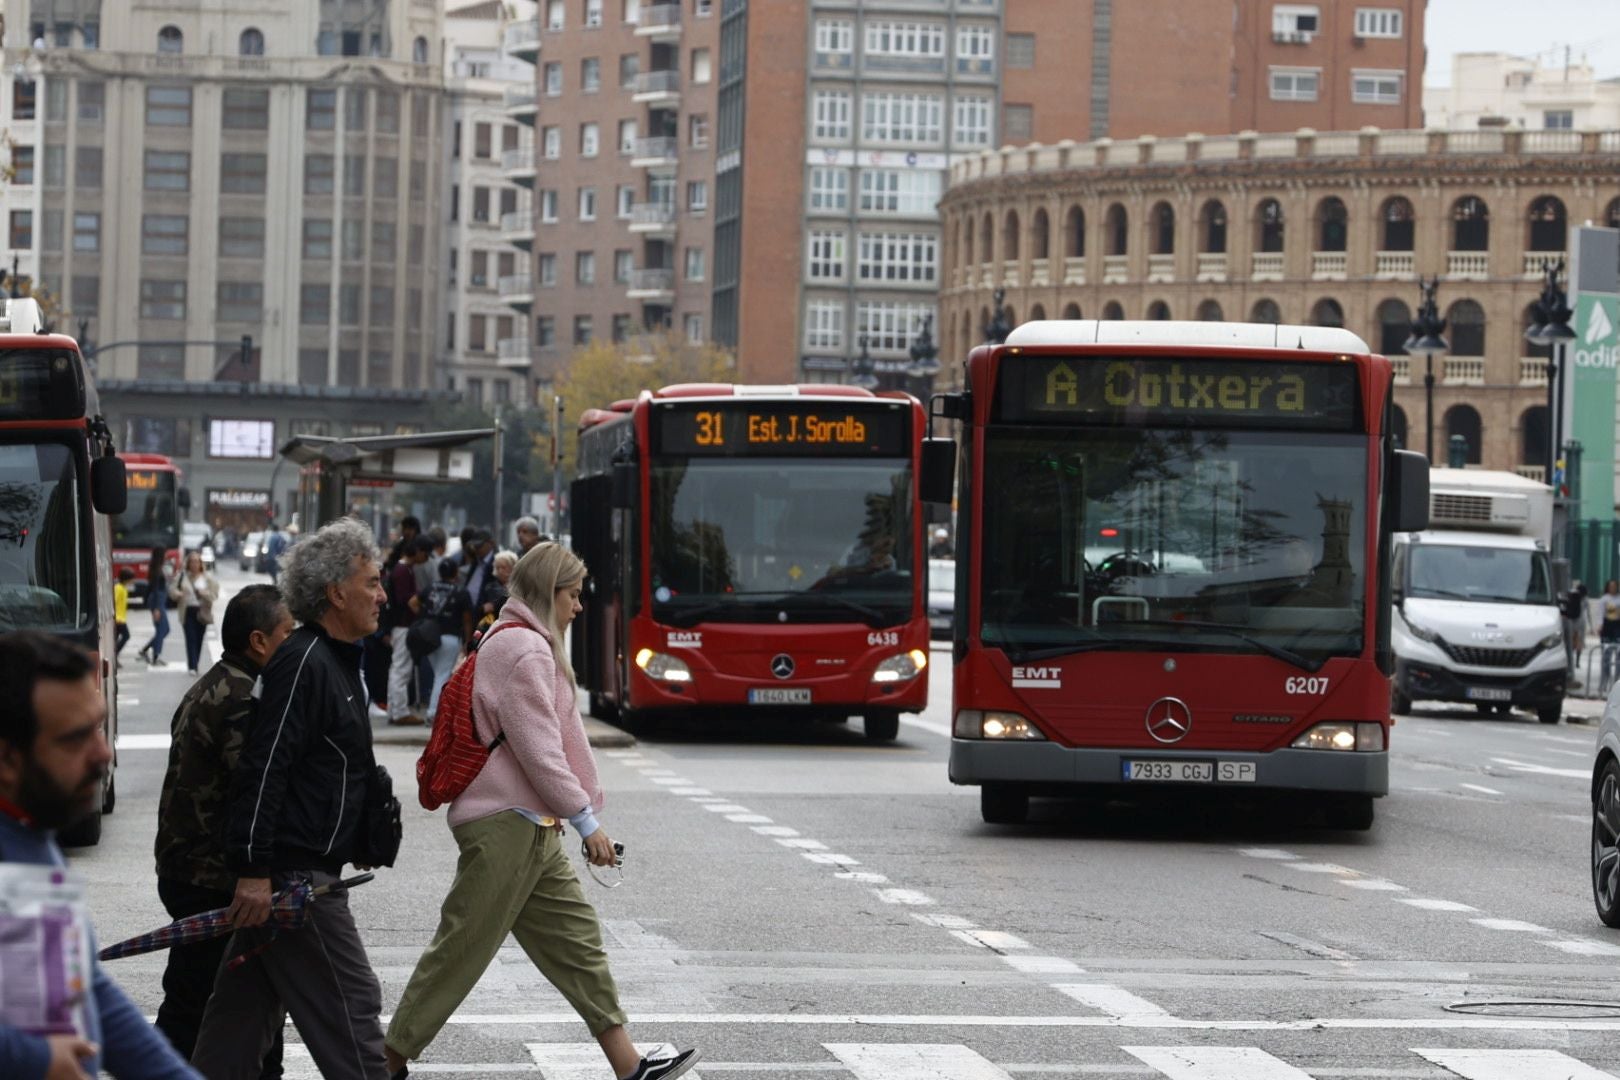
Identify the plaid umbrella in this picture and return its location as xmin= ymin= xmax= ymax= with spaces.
xmin=98 ymin=873 xmax=374 ymax=962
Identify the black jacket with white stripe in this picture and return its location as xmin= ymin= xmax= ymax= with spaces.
xmin=226 ymin=624 xmax=377 ymax=876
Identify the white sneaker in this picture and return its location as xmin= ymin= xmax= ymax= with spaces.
xmin=368 ymin=703 xmax=389 ymax=722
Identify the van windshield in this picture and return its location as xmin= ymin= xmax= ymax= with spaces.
xmin=1407 ymin=544 xmax=1553 ymax=605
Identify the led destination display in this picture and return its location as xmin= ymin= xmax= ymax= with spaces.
xmin=654 ymin=403 xmax=911 ymax=456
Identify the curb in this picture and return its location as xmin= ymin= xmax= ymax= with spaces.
xmin=372 ymin=716 xmax=636 ymax=749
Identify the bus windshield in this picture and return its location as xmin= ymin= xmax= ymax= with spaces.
xmin=980 ymin=427 xmax=1367 ymax=663
xmin=649 ymin=458 xmax=914 ymax=624
xmin=1407 ymin=544 xmax=1553 ymax=605
xmin=0 ymin=442 xmax=87 ymax=632
xmin=113 ymin=469 xmax=180 ymax=551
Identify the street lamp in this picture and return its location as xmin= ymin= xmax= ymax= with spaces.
xmin=906 ymin=314 xmax=940 ymax=398
xmin=1402 ymin=276 xmax=1448 ymax=464
xmin=850 ymin=334 xmax=879 ymax=390
xmin=1524 ymin=259 xmax=1576 ymax=484
xmin=984 ymin=287 xmax=1012 ymax=345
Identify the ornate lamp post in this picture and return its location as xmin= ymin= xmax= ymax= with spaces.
xmin=1402 ymin=276 xmax=1448 ymax=464
xmin=906 ymin=314 xmax=940 ymax=397
xmin=984 ymin=287 xmax=1012 ymax=345
xmin=1523 ymin=259 xmax=1576 ymax=484
xmin=850 ymin=334 xmax=879 ymax=390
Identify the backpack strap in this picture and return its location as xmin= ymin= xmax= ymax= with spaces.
xmin=468 ymin=621 xmax=539 ymax=752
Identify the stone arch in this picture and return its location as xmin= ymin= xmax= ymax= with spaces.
xmin=158 ymin=24 xmax=183 ymax=52
xmin=1375 ymin=298 xmax=1411 ymax=355
xmin=1250 ymin=298 xmax=1282 ymax=324
xmin=1526 ymin=195 xmax=1566 ymax=252
xmin=1199 ymin=199 xmax=1227 ymax=253
xmin=1146 ymin=299 xmax=1171 ymax=320
xmin=964 ymin=216 xmax=976 ymax=267
xmin=980 ymin=210 xmax=994 ymax=264
xmin=1061 ymin=302 xmax=1082 ymax=319
xmin=239 ymin=27 xmax=265 ymax=55
xmin=1315 ymin=196 xmax=1348 ymax=252
xmin=1451 ymin=196 xmax=1490 ymax=252
xmin=1520 ymin=405 xmax=1549 ymax=471
xmin=1150 ymin=201 xmax=1175 ymax=255
xmin=1255 ymin=198 xmax=1285 ymax=253
xmin=1064 ymin=205 xmax=1085 ymax=258
xmin=1002 ymin=209 xmax=1021 ymax=261
xmin=1029 ymin=302 xmax=1047 ymax=321
xmin=1380 ymin=196 xmax=1415 ymax=251
xmin=1101 ymin=300 xmax=1124 ymax=320
xmin=1446 ymin=298 xmax=1486 ymax=356
xmin=1311 ymin=298 xmax=1344 ymax=328
xmin=1608 ymin=196 xmax=1620 ymax=230
xmin=1444 ymin=404 xmax=1483 ymax=465
xmin=1195 ymin=299 xmax=1224 ymax=321
xmin=1031 ymin=208 xmax=1050 ymax=260
xmin=1105 ymin=203 xmax=1128 ymax=256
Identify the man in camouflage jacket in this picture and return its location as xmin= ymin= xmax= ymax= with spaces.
xmin=153 ymin=585 xmax=292 ymax=1073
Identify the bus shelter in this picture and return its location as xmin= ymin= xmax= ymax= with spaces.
xmin=277 ymin=429 xmax=495 ymax=530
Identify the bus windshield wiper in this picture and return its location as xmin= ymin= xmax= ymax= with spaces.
xmin=787 ymin=591 xmax=890 ymax=626
xmin=1128 ymin=619 xmax=1323 ymax=673
xmin=1003 ymin=641 xmax=1131 ymax=663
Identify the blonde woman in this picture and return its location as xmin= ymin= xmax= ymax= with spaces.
xmin=173 ymin=549 xmax=219 ymax=676
xmin=383 ymin=543 xmax=698 ymax=1080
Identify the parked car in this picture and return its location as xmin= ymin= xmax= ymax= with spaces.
xmin=1594 ymin=692 xmax=1620 ymax=927
xmin=239 ymin=531 xmax=265 ymax=572
xmin=928 ymin=558 xmax=954 ymax=640
xmin=181 ymin=522 xmax=216 ymax=570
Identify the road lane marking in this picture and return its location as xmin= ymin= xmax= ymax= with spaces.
xmin=1124 ymin=1045 xmax=1314 ymax=1079
xmin=1257 ymin=931 xmax=1357 ymax=961
xmin=752 ymin=825 xmax=800 ymax=837
xmin=1282 ymin=862 xmax=1355 ymax=874
xmin=1458 ymin=783 xmax=1503 ymax=796
xmin=726 ymin=814 xmax=774 ymax=823
xmin=115 ymin=733 xmax=171 ymax=750
xmin=949 ymin=929 xmax=1031 ymax=951
xmin=1051 ymin=985 xmax=1172 ymax=1021
xmin=899 ymin=716 xmax=953 ymax=739
xmin=1490 ymin=757 xmax=1588 ymax=779
xmin=835 ymin=871 xmax=889 ymax=884
xmin=1468 ymin=918 xmax=1551 ymax=933
xmin=911 ymin=913 xmax=975 ymax=929
xmin=806 ymin=853 xmax=861 ymax=866
xmin=1001 ymin=954 xmax=1085 ymax=975
xmin=1236 ymin=848 xmax=1298 ymax=860
xmin=825 ymin=1043 xmax=1013 ymax=1080
xmin=1397 ymin=898 xmax=1478 ymax=912
xmin=1413 ymin=1047 xmax=1619 ymax=1079
xmin=702 ymin=803 xmax=751 ymax=813
xmin=670 ymin=787 xmax=712 ymax=795
xmin=778 ymin=838 xmax=829 ymax=850
xmin=1337 ymin=878 xmax=1407 ymax=891
xmin=1544 ymin=938 xmax=1620 ymax=956
xmin=873 ymin=888 xmax=932 ymax=905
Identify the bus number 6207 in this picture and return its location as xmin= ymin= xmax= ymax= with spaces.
xmin=1285 ymin=676 xmax=1330 ymax=695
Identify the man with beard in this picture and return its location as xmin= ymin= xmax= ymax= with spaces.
xmin=0 ymin=631 xmax=201 ymax=1079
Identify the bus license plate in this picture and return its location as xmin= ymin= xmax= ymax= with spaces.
xmin=1465 ymin=687 xmax=1512 ymax=703
xmin=1124 ymin=760 xmax=1258 ymax=784
xmin=749 ymin=688 xmax=812 ymax=705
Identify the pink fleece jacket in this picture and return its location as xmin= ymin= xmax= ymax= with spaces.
xmin=448 ymin=597 xmax=604 ymax=829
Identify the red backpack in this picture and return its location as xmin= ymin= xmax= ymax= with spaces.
xmin=415 ymin=622 xmax=535 ymax=810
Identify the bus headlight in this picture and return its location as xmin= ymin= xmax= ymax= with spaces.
xmin=1291 ymin=721 xmax=1384 ymax=751
xmin=954 ymin=709 xmax=1046 ymax=740
xmin=872 ymin=649 xmax=929 ymax=683
xmin=634 ymin=648 xmax=692 ymax=683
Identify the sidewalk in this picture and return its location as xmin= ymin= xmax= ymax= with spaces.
xmin=372 ymin=713 xmax=636 ymax=749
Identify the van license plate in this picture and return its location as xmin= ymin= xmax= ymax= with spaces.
xmin=749 ymin=688 xmax=811 ymax=704
xmin=1465 ymin=687 xmax=1512 ymax=703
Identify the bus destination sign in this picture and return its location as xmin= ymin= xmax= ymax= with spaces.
xmin=996 ymin=355 xmax=1360 ymax=431
xmin=0 ymin=349 xmax=87 ymax=421
xmin=655 ymin=403 xmax=910 ymax=456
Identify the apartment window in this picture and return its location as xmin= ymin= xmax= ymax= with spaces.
xmin=619 ymin=53 xmax=639 ymax=88
xmin=146 ymin=86 xmax=192 ymax=126
xmin=140 ymin=279 xmax=186 ymax=320
xmin=40 ymin=210 xmax=62 ymax=252
xmin=618 ymin=118 xmax=638 ymax=153
xmin=542 ymin=125 xmax=561 ymax=158
xmin=142 ymin=214 xmax=188 ymax=255
xmin=579 ymin=187 xmax=597 ymax=221
xmin=864 ymin=20 xmax=945 ymax=59
xmin=156 ymin=25 xmax=183 ymax=53
xmin=684 ymin=247 xmax=705 ymax=281
xmin=576 ymin=251 xmax=596 ymax=284
xmin=219 ymin=217 xmax=265 ymax=258
xmin=221 ymin=152 xmax=268 ymax=194
xmin=537 ymin=316 xmax=556 ymax=347
xmin=342 ymin=154 xmax=367 ymax=197
xmin=581 ymin=122 xmax=600 ymax=157
xmin=805 ymin=299 xmax=844 ymax=351
xmin=683 ymin=313 xmax=703 ymax=344
xmin=376 ymin=92 xmax=399 ymax=133
xmin=10 ymin=147 xmax=31 ymax=185
xmin=468 ymin=316 xmax=488 ymax=353
xmin=1272 ymin=5 xmax=1320 ymax=39
xmin=538 ymin=252 xmax=557 ymax=285
xmin=12 ymin=79 xmax=34 ymax=120
xmin=78 ymin=146 xmax=103 ymax=189
xmin=546 ymin=0 xmax=565 ymax=29
xmin=807 ymin=230 xmax=847 ymax=282
xmin=1351 ymin=70 xmax=1403 ymax=104
xmin=341 ymin=220 xmax=364 ymax=261
xmin=1270 ymin=68 xmax=1320 ymax=102
xmin=144 ymin=150 xmax=191 ymax=192
xmin=955 ymin=24 xmax=995 ymax=71
xmin=624 ymin=0 xmax=641 ymax=22
xmin=617 ymin=185 xmax=636 ymax=218
xmin=1002 ymin=103 xmax=1033 ymax=140
xmin=809 ymin=167 xmax=850 ymax=211
xmin=345 ymin=87 xmax=368 ymax=131
xmin=71 ymin=212 xmax=99 ymax=253
xmin=474 ymin=122 xmax=492 ymax=159
xmin=372 ymin=220 xmax=396 ymax=260
xmin=411 ymin=159 xmax=426 ymax=201
xmin=369 ymin=285 xmax=394 ymax=326
xmin=689 ymin=114 xmax=709 ymax=149
xmin=814 ymin=18 xmax=853 ymax=55
xmin=611 ymin=314 xmax=633 ymax=343
xmin=77 ymin=81 xmax=104 ymax=124
xmin=582 ymin=57 xmax=601 ymax=92
xmin=71 ymin=276 xmax=99 ymax=317
xmin=691 ymin=48 xmax=712 ymax=84
xmin=856 ymin=300 xmax=933 ymax=352
xmin=688 ymin=180 xmax=708 ymax=211
xmin=42 ymin=146 xmax=64 ymax=187
xmin=544 ymin=62 xmax=563 ymax=95
xmin=1006 ymin=33 xmax=1035 ymax=69
xmin=861 ymin=91 xmax=944 ymax=144
xmin=1353 ymin=8 xmax=1402 ymax=37
xmin=574 ymin=315 xmax=593 ymax=345
xmin=222 ymin=87 xmax=270 ymax=129
xmin=138 ymin=345 xmax=185 ymax=381
xmin=1545 ymin=110 xmax=1574 ymax=130
xmin=302 ymin=219 xmax=332 ymax=258
xmin=953 ymin=95 xmax=993 ymax=147
xmin=812 ymin=91 xmax=852 ymax=141
xmin=499 ymin=187 xmax=518 ymax=217
xmin=859 ymin=169 xmax=941 ymax=215
xmin=307 ymin=88 xmax=336 ymax=130
xmin=695 ymin=0 xmax=711 ymax=14
xmin=374 ymin=158 xmax=397 ymax=198
xmin=858 ymin=231 xmax=937 ymax=283
xmin=304 ymin=153 xmax=334 ymax=194
xmin=470 ymin=250 xmax=490 ymax=287
xmin=473 ymin=186 xmax=491 ymax=222
xmin=585 ymin=0 xmax=604 ymax=28
xmin=540 ymin=189 xmax=559 ymax=222
xmin=614 ymin=249 xmax=634 ymax=283
xmin=44 ymin=80 xmax=65 ymax=122
xmin=366 ymin=350 xmax=391 ymax=386
xmin=218 ymin=282 xmax=263 ymax=322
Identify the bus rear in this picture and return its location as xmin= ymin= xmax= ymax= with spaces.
xmin=112 ymin=452 xmax=183 ymax=598
xmin=572 ymin=385 xmax=930 ymax=741
xmin=931 ymin=320 xmax=1427 ymax=828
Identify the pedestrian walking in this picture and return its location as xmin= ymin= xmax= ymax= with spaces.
xmin=1562 ymin=578 xmax=1589 ymax=677
xmin=262 ymin=522 xmax=288 ymax=585
xmin=154 ymin=585 xmax=293 ymax=1075
xmin=513 ymin=515 xmax=544 ymax=556
xmin=0 ymin=630 xmax=202 ymax=1079
xmin=419 ymin=558 xmax=472 ymax=724
xmin=382 ymin=543 xmax=699 ymax=1080
xmin=387 ymin=535 xmax=434 ymax=725
xmin=190 ymin=517 xmax=394 ymax=1080
xmin=114 ymin=567 xmax=133 ymax=665
xmin=138 ymin=547 xmax=173 ymax=667
xmin=175 ymin=550 xmax=221 ymax=676
xmin=1599 ymin=579 xmax=1620 ymax=695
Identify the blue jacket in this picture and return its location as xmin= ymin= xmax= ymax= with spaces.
xmin=0 ymin=814 xmax=200 ymax=1079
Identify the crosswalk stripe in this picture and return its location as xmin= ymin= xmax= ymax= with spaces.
xmin=1123 ymin=1045 xmax=1315 ymax=1079
xmin=825 ymin=1042 xmax=1013 ymax=1079
xmin=1414 ymin=1047 xmax=1619 ymax=1079
xmin=1052 ymin=984 xmax=1172 ymax=1021
xmin=527 ymin=1042 xmax=699 ymax=1079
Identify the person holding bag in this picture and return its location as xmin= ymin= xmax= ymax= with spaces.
xmin=173 ymin=550 xmax=220 ymax=677
xmin=383 ymin=543 xmax=698 ymax=1080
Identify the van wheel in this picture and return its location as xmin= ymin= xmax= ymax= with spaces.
xmin=1323 ymin=795 xmax=1375 ymax=831
xmin=1391 ymin=688 xmax=1412 ymax=715
xmin=1593 ymin=758 xmax=1620 ymax=928
xmin=59 ymin=810 xmax=103 ymax=848
xmin=981 ymin=785 xmax=1029 ymax=825
xmin=863 ymin=711 xmax=900 ymax=742
xmin=101 ymin=774 xmax=116 ymax=815
xmin=1538 ymin=702 xmax=1562 ymax=725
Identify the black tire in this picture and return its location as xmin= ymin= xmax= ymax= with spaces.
xmin=863 ymin=711 xmax=900 ymax=742
xmin=587 ymin=692 xmax=616 ymax=721
xmin=1594 ymin=758 xmax=1620 ymax=928
xmin=1391 ymin=688 xmax=1412 ymax=715
xmin=1538 ymin=702 xmax=1562 ymax=725
xmin=1475 ymin=703 xmax=1494 ymax=716
xmin=1494 ymin=703 xmax=1513 ymax=716
xmin=981 ymin=784 xmax=1029 ymax=825
xmin=1323 ymin=795 xmax=1375 ymax=831
xmin=59 ymin=809 xmax=103 ymax=848
xmin=101 ymin=772 xmax=116 ymax=815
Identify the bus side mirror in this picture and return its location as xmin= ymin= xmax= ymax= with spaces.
xmin=920 ymin=438 xmax=956 ymax=505
xmin=611 ymin=463 xmax=636 ymax=509
xmin=177 ymin=485 xmax=192 ymax=512
xmin=1390 ymin=450 xmax=1428 ymax=533
xmin=91 ymin=456 xmax=127 ymax=515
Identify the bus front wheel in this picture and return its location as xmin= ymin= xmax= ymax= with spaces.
xmin=863 ymin=711 xmax=900 ymax=742
xmin=1324 ymin=795 xmax=1374 ymax=831
xmin=981 ymin=784 xmax=1029 ymax=825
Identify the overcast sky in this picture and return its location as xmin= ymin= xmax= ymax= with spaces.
xmin=1425 ymin=0 xmax=1620 ymax=85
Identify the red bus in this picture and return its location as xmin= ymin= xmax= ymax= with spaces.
xmin=0 ymin=299 xmax=128 ymax=844
xmin=921 ymin=320 xmax=1428 ymax=828
xmin=112 ymin=452 xmax=184 ymax=599
xmin=572 ymin=384 xmax=931 ymax=741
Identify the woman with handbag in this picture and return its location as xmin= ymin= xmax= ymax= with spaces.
xmin=174 ymin=549 xmax=220 ymax=676
xmin=136 ymin=547 xmax=172 ymax=667
xmin=383 ymin=542 xmax=698 ymax=1080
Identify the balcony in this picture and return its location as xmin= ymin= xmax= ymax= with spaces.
xmin=627 ymin=268 xmax=676 ymax=300
xmin=1443 ymin=357 xmax=1485 ymax=385
xmin=1102 ymin=254 xmax=1128 ymax=284
xmin=1523 ymin=251 xmax=1564 ymax=279
xmin=631 ymin=136 xmax=679 ymax=169
xmin=500 ymin=210 xmax=533 ymax=251
xmin=503 ymin=87 xmax=537 ymax=125
xmin=1520 ymin=357 xmax=1550 ymax=385
xmin=1029 ymin=262 xmax=1050 ymax=288
xmin=1446 ymin=251 xmax=1489 ymax=280
xmin=501 ymin=147 xmax=536 ymax=187
xmin=631 ymin=69 xmax=682 ymax=106
xmin=1251 ymin=252 xmax=1284 ymax=281
xmin=1391 ymin=356 xmax=1411 ymax=384
xmin=1375 ymin=250 xmax=1415 ymax=279
xmin=1195 ymin=252 xmax=1227 ymax=282
xmin=978 ymin=264 xmax=996 ymax=289
xmin=629 ymin=203 xmax=678 ymax=236
xmin=1146 ymin=253 xmax=1174 ymax=283
xmin=499 ymin=273 xmax=533 ymax=312
xmin=1000 ymin=259 xmax=1020 ymax=288
xmin=635 ymin=3 xmax=682 ymax=39
xmin=496 ymin=336 xmax=532 ymax=368
xmin=503 ymin=18 xmax=541 ymax=63
xmin=1311 ymin=251 xmax=1347 ymax=280
xmin=1062 ymin=257 xmax=1086 ymax=286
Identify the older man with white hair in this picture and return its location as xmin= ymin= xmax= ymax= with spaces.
xmin=513 ymin=515 xmax=545 ymax=555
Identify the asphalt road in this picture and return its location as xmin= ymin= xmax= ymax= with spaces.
xmin=76 ymin=565 xmax=1620 ymax=1079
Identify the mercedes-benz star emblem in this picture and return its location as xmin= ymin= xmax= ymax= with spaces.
xmin=1145 ymin=697 xmax=1192 ymax=744
xmin=770 ymin=654 xmax=795 ymax=680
